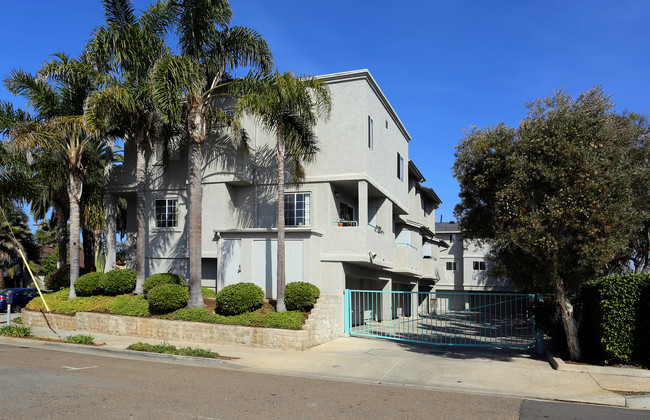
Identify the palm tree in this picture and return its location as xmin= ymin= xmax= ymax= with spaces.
xmin=4 ymin=54 xmax=105 ymax=298
xmin=85 ymin=0 xmax=174 ymax=292
xmin=0 ymin=203 xmax=38 ymax=289
xmin=151 ymin=0 xmax=272 ymax=307
xmin=234 ymin=71 xmax=331 ymax=311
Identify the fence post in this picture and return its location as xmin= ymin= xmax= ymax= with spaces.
xmin=344 ymin=289 xmax=351 ymax=334
xmin=535 ymin=293 xmax=544 ymax=354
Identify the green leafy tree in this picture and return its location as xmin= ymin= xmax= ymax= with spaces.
xmin=0 ymin=203 xmax=39 ymax=288
xmin=453 ymin=87 xmax=644 ymax=360
xmin=151 ymin=0 xmax=272 ymax=307
xmin=234 ymin=72 xmax=331 ymax=311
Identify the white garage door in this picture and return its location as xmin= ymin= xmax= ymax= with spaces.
xmin=252 ymin=240 xmax=303 ymax=298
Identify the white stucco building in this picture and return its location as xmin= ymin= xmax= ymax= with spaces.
xmin=104 ymin=70 xmax=443 ymax=324
xmin=434 ymin=222 xmax=516 ymax=292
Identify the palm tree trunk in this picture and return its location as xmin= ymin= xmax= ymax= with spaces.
xmin=54 ymin=203 xmax=67 ymax=268
xmin=134 ymin=135 xmax=147 ymax=294
xmin=554 ymin=272 xmax=582 ymax=360
xmin=276 ymin=125 xmax=286 ymax=312
xmin=0 ymin=268 xmax=5 ymax=289
xmin=82 ymin=227 xmax=95 ymax=272
xmin=67 ymin=170 xmax=83 ymax=299
xmin=187 ymin=104 xmax=205 ymax=308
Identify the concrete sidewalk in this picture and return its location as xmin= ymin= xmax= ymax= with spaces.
xmin=3 ymin=323 xmax=649 ymax=410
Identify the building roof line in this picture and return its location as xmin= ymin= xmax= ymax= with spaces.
xmin=317 ymin=69 xmax=411 ymax=142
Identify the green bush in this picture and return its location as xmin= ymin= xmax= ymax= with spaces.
xmin=202 ymin=287 xmax=217 ymax=298
xmin=172 ymin=307 xmax=217 ymax=323
xmin=65 ymin=334 xmax=95 ymax=345
xmin=579 ymin=273 xmax=650 ymax=367
xmin=45 ymin=266 xmax=70 ymax=291
xmin=147 ymin=283 xmax=189 ymax=314
xmin=74 ymin=272 xmax=104 ymax=297
xmin=110 ymin=294 xmax=150 ymax=316
xmin=127 ymin=342 xmax=220 ymax=358
xmin=260 ymin=311 xmax=305 ymax=330
xmin=143 ymin=273 xmax=185 ymax=295
xmin=285 ymin=282 xmax=320 ymax=312
xmin=215 ymin=283 xmax=264 ymax=316
xmin=101 ymin=269 xmax=136 ymax=296
xmin=0 ymin=325 xmax=32 ymax=338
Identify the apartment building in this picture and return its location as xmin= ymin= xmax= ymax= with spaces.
xmin=104 ymin=70 xmax=442 ymax=323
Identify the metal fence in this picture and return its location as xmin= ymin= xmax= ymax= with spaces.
xmin=345 ymin=290 xmax=541 ymax=351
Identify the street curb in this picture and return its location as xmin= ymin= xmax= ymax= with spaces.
xmin=0 ymin=335 xmax=242 ymax=369
xmin=545 ymin=351 xmax=650 ymax=378
xmin=626 ymin=395 xmax=650 ymax=409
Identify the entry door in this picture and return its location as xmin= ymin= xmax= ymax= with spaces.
xmin=219 ymin=239 xmax=241 ymax=289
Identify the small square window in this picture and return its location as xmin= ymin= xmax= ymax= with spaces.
xmin=155 ymin=199 xmax=178 ymax=228
xmin=446 ymin=261 xmax=458 ymax=271
xmin=473 ymin=261 xmax=486 ymax=271
xmin=285 ymin=192 xmax=311 ymax=226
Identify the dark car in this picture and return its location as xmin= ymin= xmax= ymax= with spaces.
xmin=0 ymin=288 xmax=40 ymax=313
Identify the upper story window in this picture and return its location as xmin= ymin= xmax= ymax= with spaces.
xmin=368 ymin=116 xmax=374 ymax=150
xmin=339 ymin=202 xmax=354 ymax=221
xmin=473 ymin=261 xmax=487 ymax=271
xmin=155 ymin=199 xmax=178 ymax=228
xmin=285 ymin=192 xmax=311 ymax=226
xmin=449 ymin=234 xmax=456 ymax=243
xmin=446 ymin=261 xmax=458 ymax=271
xmin=397 ymin=152 xmax=404 ymax=181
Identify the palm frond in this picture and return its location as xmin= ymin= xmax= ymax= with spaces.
xmin=174 ymin=0 xmax=233 ymax=58
xmin=150 ymin=54 xmax=203 ymax=124
xmin=103 ymin=0 xmax=137 ymax=28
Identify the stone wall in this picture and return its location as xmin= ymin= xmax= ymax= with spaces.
xmin=21 ymin=294 xmax=345 ymax=350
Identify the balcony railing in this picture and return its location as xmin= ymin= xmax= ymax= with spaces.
xmin=332 ymin=220 xmax=358 ymax=227
xmin=367 ymin=223 xmax=384 ymax=234
xmin=395 ymin=242 xmax=417 ymax=250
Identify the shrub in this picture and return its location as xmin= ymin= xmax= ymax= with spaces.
xmin=110 ymin=294 xmax=150 ymax=316
xmin=0 ymin=325 xmax=32 ymax=338
xmin=202 ymin=287 xmax=217 ymax=298
xmin=65 ymin=334 xmax=95 ymax=345
xmin=285 ymin=282 xmax=320 ymax=312
xmin=260 ymin=311 xmax=305 ymax=330
xmin=147 ymin=283 xmax=189 ymax=314
xmin=579 ymin=273 xmax=650 ymax=367
xmin=101 ymin=269 xmax=136 ymax=296
xmin=45 ymin=266 xmax=70 ymax=291
xmin=172 ymin=307 xmax=217 ymax=323
xmin=215 ymin=283 xmax=264 ymax=316
xmin=143 ymin=273 xmax=185 ymax=295
xmin=74 ymin=272 xmax=104 ymax=297
xmin=127 ymin=342 xmax=220 ymax=358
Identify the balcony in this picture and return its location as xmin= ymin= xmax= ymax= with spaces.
xmin=393 ymin=243 xmax=421 ymax=276
xmin=321 ymin=223 xmax=393 ymax=268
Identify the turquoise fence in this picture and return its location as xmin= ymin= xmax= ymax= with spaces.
xmin=344 ymin=290 xmax=543 ymax=353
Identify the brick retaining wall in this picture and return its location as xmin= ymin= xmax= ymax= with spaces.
xmin=22 ymin=294 xmax=344 ymax=350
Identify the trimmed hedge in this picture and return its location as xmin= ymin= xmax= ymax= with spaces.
xmin=579 ymin=273 xmax=650 ymax=367
xmin=45 ymin=266 xmax=70 ymax=291
xmin=110 ymin=294 xmax=151 ymax=316
xmin=25 ymin=288 xmax=114 ymax=314
xmin=74 ymin=272 xmax=104 ymax=297
xmin=285 ymin=282 xmax=320 ymax=312
xmin=259 ymin=311 xmax=305 ymax=330
xmin=215 ymin=283 xmax=264 ymax=316
xmin=202 ymin=287 xmax=217 ymax=298
xmin=143 ymin=273 xmax=185 ymax=295
xmin=101 ymin=269 xmax=137 ymax=296
xmin=147 ymin=283 xmax=189 ymax=314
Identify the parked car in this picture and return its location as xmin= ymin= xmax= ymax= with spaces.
xmin=0 ymin=288 xmax=40 ymax=313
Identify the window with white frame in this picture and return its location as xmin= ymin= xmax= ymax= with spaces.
xmin=368 ymin=116 xmax=374 ymax=150
xmin=449 ymin=234 xmax=456 ymax=243
xmin=285 ymin=192 xmax=311 ymax=226
xmin=155 ymin=199 xmax=178 ymax=228
xmin=397 ymin=152 xmax=404 ymax=181
xmin=446 ymin=261 xmax=458 ymax=271
xmin=473 ymin=261 xmax=487 ymax=271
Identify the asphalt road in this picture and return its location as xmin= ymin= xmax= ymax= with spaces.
xmin=0 ymin=343 xmax=646 ymax=419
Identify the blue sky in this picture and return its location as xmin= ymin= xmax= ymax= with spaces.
xmin=2 ymin=1 xmax=649 ymax=222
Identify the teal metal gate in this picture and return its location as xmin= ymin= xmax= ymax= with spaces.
xmin=344 ymin=290 xmax=543 ymax=353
